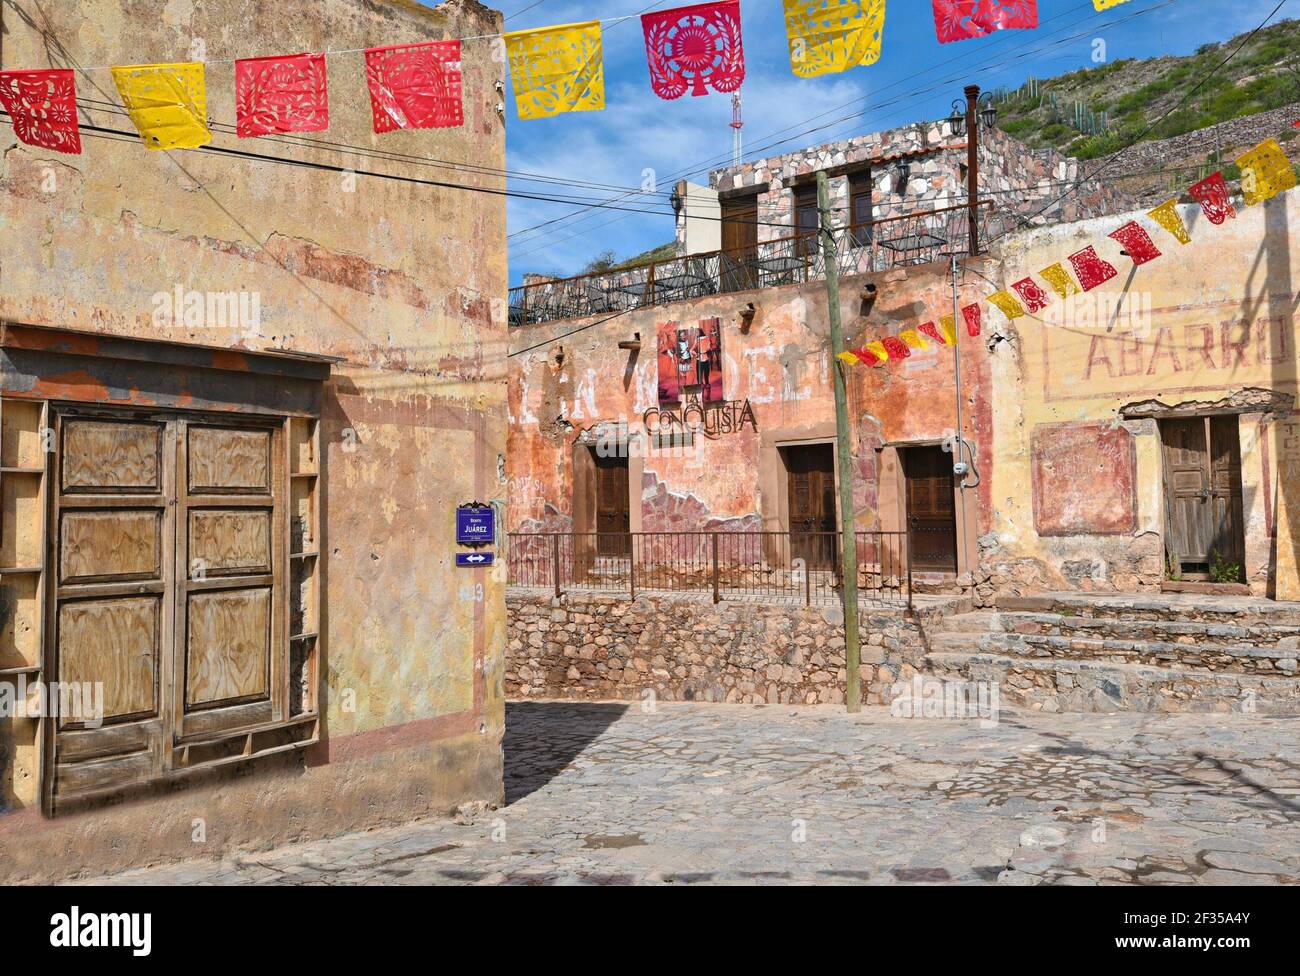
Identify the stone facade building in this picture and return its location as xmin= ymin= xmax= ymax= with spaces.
xmin=675 ymin=118 xmax=1131 ymax=253
xmin=0 ymin=0 xmax=507 ymax=882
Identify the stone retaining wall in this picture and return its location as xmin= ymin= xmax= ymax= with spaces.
xmin=506 ymin=590 xmax=928 ymax=706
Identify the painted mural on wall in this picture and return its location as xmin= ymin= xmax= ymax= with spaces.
xmin=657 ymin=316 xmax=724 ymax=402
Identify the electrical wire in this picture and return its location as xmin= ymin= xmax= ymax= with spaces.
xmin=0 ymin=108 xmax=826 ymax=229
xmin=507 ymin=0 xmax=1292 ymax=361
xmin=982 ymin=0 xmax=1291 ymax=249
xmin=505 ymin=0 xmax=1180 ymax=252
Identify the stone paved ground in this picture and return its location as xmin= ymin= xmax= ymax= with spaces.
xmin=78 ymin=702 xmax=1300 ymax=885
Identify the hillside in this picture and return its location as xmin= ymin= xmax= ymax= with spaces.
xmin=996 ymin=17 xmax=1300 ymax=161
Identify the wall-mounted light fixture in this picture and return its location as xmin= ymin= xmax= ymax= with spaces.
xmin=738 ymin=302 xmax=756 ymax=332
xmin=979 ymin=100 xmax=997 ymax=130
xmin=859 ymin=282 xmax=878 ymax=317
xmin=894 ymin=159 xmax=911 ymax=192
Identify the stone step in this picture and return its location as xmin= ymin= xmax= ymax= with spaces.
xmin=924 ymin=650 xmax=1300 ymax=714
xmin=995 ymin=591 xmax=1300 ymax=625
xmin=925 ymin=631 xmax=1297 ymax=677
xmin=945 ymin=610 xmax=1300 ymax=647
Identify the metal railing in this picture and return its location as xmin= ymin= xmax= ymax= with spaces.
xmin=509 ymin=201 xmax=1021 ymax=327
xmin=507 ymin=530 xmax=913 ymax=612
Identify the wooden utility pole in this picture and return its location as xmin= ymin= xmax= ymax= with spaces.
xmin=965 ymin=84 xmax=981 ymax=257
xmin=816 ymin=170 xmax=861 ymax=713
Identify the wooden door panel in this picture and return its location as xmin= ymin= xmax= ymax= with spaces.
xmin=189 ymin=509 xmax=271 ymax=575
xmin=721 ymin=196 xmax=759 ymax=292
xmin=59 ymin=509 xmax=161 ymax=583
xmin=594 ymin=457 xmax=629 ymax=557
xmin=903 ymin=447 xmax=957 ymax=573
xmin=188 ymin=426 xmax=271 ymax=492
xmin=61 ymin=420 xmax=160 ymax=492
xmin=49 ymin=410 xmax=172 ymax=810
xmin=1209 ymin=416 xmax=1245 ymax=568
xmin=176 ymin=418 xmax=283 ymax=738
xmin=185 ymin=587 xmax=270 ymax=707
xmin=1162 ymin=418 xmax=1212 ymax=565
xmin=787 ymin=445 xmax=836 ymax=570
xmin=57 ymin=596 xmax=158 ymax=726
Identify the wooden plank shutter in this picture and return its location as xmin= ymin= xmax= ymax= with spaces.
xmin=173 ymin=422 xmax=285 ymax=746
xmin=47 ymin=411 xmax=174 ymax=808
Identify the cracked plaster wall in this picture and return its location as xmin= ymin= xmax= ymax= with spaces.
xmin=0 ymin=0 xmax=508 ymax=881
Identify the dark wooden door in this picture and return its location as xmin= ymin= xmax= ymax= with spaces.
xmin=903 ymin=446 xmax=957 ymax=573
xmin=594 ymin=455 xmax=630 ymax=557
xmin=1161 ymin=416 xmax=1244 ymax=578
xmin=786 ymin=444 xmax=836 ymax=570
xmin=720 ymin=195 xmax=758 ymax=292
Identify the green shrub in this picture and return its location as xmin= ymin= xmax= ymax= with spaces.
xmin=1210 ymin=550 xmax=1242 ymax=585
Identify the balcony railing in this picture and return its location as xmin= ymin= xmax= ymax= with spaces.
xmin=509 ymin=201 xmax=1020 ymax=327
xmin=506 ymin=529 xmax=913 ymax=612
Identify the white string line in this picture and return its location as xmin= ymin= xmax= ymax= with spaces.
xmin=67 ymin=15 xmax=642 ymax=73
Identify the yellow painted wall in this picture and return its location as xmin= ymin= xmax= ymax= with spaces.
xmin=987 ymin=186 xmax=1300 ymax=596
xmin=0 ymin=0 xmax=507 ymax=880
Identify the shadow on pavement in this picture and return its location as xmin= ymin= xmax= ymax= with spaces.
xmin=504 ymin=701 xmax=630 ymax=804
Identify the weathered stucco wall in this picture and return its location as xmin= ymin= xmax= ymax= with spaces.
xmin=507 ymin=260 xmax=997 ymax=542
xmin=508 ymin=184 xmax=1300 ymax=604
xmin=0 ymin=0 xmax=507 ymax=881
xmin=987 ymin=187 xmax=1300 ymax=600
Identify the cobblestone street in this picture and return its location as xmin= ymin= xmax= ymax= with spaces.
xmin=81 ymin=702 xmax=1300 ymax=886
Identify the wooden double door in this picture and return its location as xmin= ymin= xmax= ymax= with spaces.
xmin=902 ymin=446 xmax=958 ymax=573
xmin=1160 ymin=416 xmax=1245 ymax=580
xmin=786 ymin=444 xmax=837 ymax=570
xmin=47 ymin=407 xmax=286 ymax=806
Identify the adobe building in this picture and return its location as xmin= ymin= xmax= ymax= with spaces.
xmin=508 ymin=116 xmax=1134 ymax=586
xmin=0 ymin=0 xmax=507 ymax=882
xmin=506 ymin=121 xmax=1300 ymax=714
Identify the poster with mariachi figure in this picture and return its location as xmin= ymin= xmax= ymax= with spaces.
xmin=657 ymin=317 xmax=724 ymax=403
xmin=693 ymin=317 xmax=724 ymax=403
xmin=657 ymin=319 xmax=681 ymax=402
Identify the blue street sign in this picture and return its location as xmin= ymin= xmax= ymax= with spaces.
xmin=456 ymin=551 xmax=495 ymax=568
xmin=456 ymin=505 xmax=496 ymax=546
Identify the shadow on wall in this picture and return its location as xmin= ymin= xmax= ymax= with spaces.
xmin=504 ymin=701 xmax=629 ymax=804
xmin=1258 ymin=188 xmax=1294 ymax=595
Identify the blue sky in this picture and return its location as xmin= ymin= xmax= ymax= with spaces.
xmin=495 ymin=0 xmax=1292 ymax=282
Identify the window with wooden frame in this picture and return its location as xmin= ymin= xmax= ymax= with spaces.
xmin=794 ymin=182 xmax=820 ymax=256
xmin=849 ymin=170 xmax=874 ymax=247
xmin=0 ymin=323 xmax=330 ymax=815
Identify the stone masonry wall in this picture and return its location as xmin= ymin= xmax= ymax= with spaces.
xmin=1095 ymin=100 xmax=1300 ymax=207
xmin=506 ymin=590 xmax=930 ymax=706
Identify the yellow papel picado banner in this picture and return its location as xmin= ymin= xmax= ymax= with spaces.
xmin=783 ymin=0 xmax=886 ymax=78
xmin=504 ymin=21 xmax=606 ymax=120
xmin=111 ymin=62 xmax=211 ymax=150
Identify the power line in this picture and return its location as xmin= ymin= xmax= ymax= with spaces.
xmin=983 ymin=0 xmax=1291 ymax=249
xmin=505 ymin=0 xmax=1179 ymax=254
xmin=504 ymin=0 xmax=1132 ymax=246
xmin=0 ymin=109 xmax=826 ymax=229
xmin=506 ymin=0 xmax=1291 ymax=361
xmin=71 ymin=95 xmax=661 ymax=198
xmin=68 ymin=8 xmax=652 ymax=72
